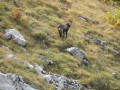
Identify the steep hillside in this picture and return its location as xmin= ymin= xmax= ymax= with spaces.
xmin=0 ymin=0 xmax=120 ymax=90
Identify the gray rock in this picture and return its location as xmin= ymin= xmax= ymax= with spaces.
xmin=0 ymin=72 xmax=37 ymax=90
xmin=67 ymin=47 xmax=89 ymax=65
xmin=39 ymin=55 xmax=54 ymax=65
xmin=94 ymin=39 xmax=107 ymax=47
xmin=24 ymin=61 xmax=46 ymax=76
xmin=78 ymin=14 xmax=90 ymax=22
xmin=43 ymin=75 xmax=52 ymax=83
xmin=34 ymin=64 xmax=45 ymax=76
xmin=112 ymin=73 xmax=120 ymax=81
xmin=67 ymin=47 xmax=85 ymax=59
xmin=45 ymin=74 xmax=89 ymax=90
xmin=112 ymin=73 xmax=116 ymax=76
xmin=113 ymin=49 xmax=119 ymax=55
xmin=34 ymin=64 xmax=49 ymax=76
xmin=82 ymin=59 xmax=89 ymax=65
xmin=0 ymin=45 xmax=10 ymax=50
xmin=87 ymin=35 xmax=93 ymax=39
xmin=25 ymin=62 xmax=92 ymax=90
xmin=4 ymin=29 xmax=26 ymax=46
xmin=7 ymin=54 xmax=18 ymax=61
xmin=24 ymin=61 xmax=34 ymax=68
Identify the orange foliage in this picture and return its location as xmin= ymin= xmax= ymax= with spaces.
xmin=12 ymin=8 xmax=22 ymax=20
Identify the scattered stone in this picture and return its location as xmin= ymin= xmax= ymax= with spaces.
xmin=39 ymin=55 xmax=54 ymax=65
xmin=87 ymin=35 xmax=93 ymax=39
xmin=82 ymin=59 xmax=89 ymax=66
xmin=24 ymin=61 xmax=34 ymax=68
xmin=43 ymin=75 xmax=52 ymax=83
xmin=67 ymin=47 xmax=85 ymax=59
xmin=25 ymin=62 xmax=92 ymax=90
xmin=78 ymin=14 xmax=90 ymax=22
xmin=34 ymin=64 xmax=46 ymax=76
xmin=7 ymin=54 xmax=18 ymax=61
xmin=0 ymin=72 xmax=37 ymax=90
xmin=67 ymin=47 xmax=89 ymax=65
xmin=112 ymin=49 xmax=119 ymax=55
xmin=86 ymin=35 xmax=119 ymax=55
xmin=94 ymin=39 xmax=107 ymax=47
xmin=112 ymin=73 xmax=120 ymax=81
xmin=112 ymin=73 xmax=116 ymax=76
xmin=44 ymin=74 xmax=88 ymax=90
xmin=4 ymin=29 xmax=26 ymax=46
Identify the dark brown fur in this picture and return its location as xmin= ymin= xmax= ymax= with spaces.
xmin=57 ymin=20 xmax=72 ymax=39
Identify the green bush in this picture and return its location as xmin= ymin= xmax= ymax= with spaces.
xmin=106 ymin=9 xmax=120 ymax=28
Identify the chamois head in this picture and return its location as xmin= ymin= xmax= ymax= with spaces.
xmin=68 ymin=19 xmax=73 ymax=26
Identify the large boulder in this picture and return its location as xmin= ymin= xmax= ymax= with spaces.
xmin=4 ymin=29 xmax=26 ymax=46
xmin=0 ymin=72 xmax=37 ymax=90
xmin=67 ymin=47 xmax=89 ymax=65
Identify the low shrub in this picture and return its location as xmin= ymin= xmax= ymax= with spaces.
xmin=106 ymin=9 xmax=120 ymax=28
xmin=12 ymin=8 xmax=22 ymax=20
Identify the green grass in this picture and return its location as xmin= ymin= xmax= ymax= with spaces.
xmin=0 ymin=0 xmax=120 ymax=90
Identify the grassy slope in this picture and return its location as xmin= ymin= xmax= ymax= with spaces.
xmin=0 ymin=0 xmax=120 ymax=89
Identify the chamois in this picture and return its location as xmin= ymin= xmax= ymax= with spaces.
xmin=57 ymin=20 xmax=72 ymax=39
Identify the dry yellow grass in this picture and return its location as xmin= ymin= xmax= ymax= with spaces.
xmin=0 ymin=0 xmax=120 ymax=89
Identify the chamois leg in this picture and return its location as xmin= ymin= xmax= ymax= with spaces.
xmin=63 ymin=31 xmax=65 ymax=38
xmin=59 ymin=30 xmax=62 ymax=38
xmin=66 ymin=31 xmax=67 ymax=39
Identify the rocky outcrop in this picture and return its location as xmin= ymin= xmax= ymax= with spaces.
xmin=34 ymin=64 xmax=50 ymax=77
xmin=0 ymin=72 xmax=37 ymax=90
xmin=85 ymin=35 xmax=107 ymax=47
xmin=24 ymin=62 xmax=92 ymax=90
xmin=39 ymin=55 xmax=54 ymax=65
xmin=94 ymin=39 xmax=107 ymax=47
xmin=67 ymin=47 xmax=89 ymax=65
xmin=44 ymin=74 xmax=88 ymax=90
xmin=7 ymin=54 xmax=18 ymax=61
xmin=4 ymin=29 xmax=26 ymax=46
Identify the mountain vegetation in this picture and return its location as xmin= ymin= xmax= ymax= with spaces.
xmin=0 ymin=0 xmax=120 ymax=89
